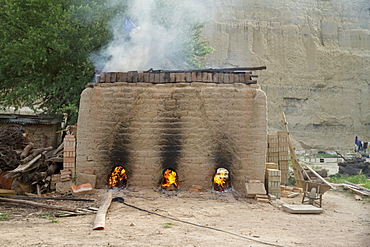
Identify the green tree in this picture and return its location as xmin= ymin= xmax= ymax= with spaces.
xmin=0 ymin=0 xmax=125 ymax=123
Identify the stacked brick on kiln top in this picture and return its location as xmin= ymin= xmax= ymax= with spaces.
xmin=95 ymin=67 xmax=267 ymax=85
xmin=267 ymin=131 xmax=289 ymax=184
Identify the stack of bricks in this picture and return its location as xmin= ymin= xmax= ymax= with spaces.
xmin=96 ymin=70 xmax=260 ymax=85
xmin=277 ymin=131 xmax=289 ymax=184
xmin=265 ymin=163 xmax=281 ymax=199
xmin=267 ymin=131 xmax=290 ymax=184
xmin=61 ymin=135 xmax=76 ymax=182
xmin=51 ymin=174 xmax=61 ymax=190
xmin=267 ymin=135 xmax=279 ymax=164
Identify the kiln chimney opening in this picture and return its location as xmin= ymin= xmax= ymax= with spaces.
xmin=213 ymin=167 xmax=231 ymax=192
xmin=108 ymin=166 xmax=127 ymax=189
xmin=161 ymin=168 xmax=178 ymax=191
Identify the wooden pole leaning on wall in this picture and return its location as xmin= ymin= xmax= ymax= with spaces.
xmin=93 ymin=190 xmax=113 ymax=230
xmin=281 ymin=112 xmax=305 ymax=183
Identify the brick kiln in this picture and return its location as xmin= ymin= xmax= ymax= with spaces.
xmin=76 ymin=67 xmax=268 ymax=194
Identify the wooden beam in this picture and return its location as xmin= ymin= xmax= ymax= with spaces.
xmin=305 ymin=165 xmax=334 ymax=189
xmin=93 ymin=191 xmax=113 ymax=230
xmin=281 ymin=112 xmax=305 ymax=182
xmin=0 ymin=197 xmax=77 ymax=211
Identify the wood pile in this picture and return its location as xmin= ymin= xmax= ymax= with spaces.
xmin=338 ymin=156 xmax=370 ymax=177
xmin=0 ymin=125 xmax=63 ymax=195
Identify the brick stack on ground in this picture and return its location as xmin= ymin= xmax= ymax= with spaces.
xmin=265 ymin=167 xmax=281 ymax=199
xmin=267 ymin=131 xmax=289 ymax=184
xmin=277 ymin=131 xmax=289 ymax=184
xmin=62 ymin=135 xmax=76 ymax=179
xmin=52 ymin=135 xmax=76 ymax=191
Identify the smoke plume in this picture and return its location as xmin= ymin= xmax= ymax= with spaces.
xmin=92 ymin=0 xmax=218 ymax=72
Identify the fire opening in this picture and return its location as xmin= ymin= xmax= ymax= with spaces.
xmin=213 ymin=167 xmax=231 ymax=192
xmin=161 ymin=168 xmax=178 ymax=191
xmin=108 ymin=166 xmax=127 ymax=189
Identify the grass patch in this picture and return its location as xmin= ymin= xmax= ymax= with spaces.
xmin=39 ymin=213 xmax=59 ymax=223
xmin=0 ymin=212 xmax=9 ymax=221
xmin=329 ymin=174 xmax=370 ymax=189
xmin=163 ymin=222 xmax=174 ymax=228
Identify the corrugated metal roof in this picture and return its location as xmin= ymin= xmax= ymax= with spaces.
xmin=0 ymin=114 xmax=61 ymax=125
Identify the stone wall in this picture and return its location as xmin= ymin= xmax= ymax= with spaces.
xmin=76 ymin=82 xmax=267 ymax=192
xmin=205 ymin=0 xmax=370 ymax=150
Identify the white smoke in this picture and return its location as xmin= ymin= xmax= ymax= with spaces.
xmin=93 ymin=0 xmax=219 ymax=72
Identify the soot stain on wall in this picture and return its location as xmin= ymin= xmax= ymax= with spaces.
xmin=158 ymin=96 xmax=183 ymax=174
xmin=108 ymin=122 xmax=132 ymax=176
xmin=213 ymin=135 xmax=235 ymax=181
xmin=159 ymin=117 xmax=182 ymax=172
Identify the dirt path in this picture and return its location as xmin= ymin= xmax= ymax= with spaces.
xmin=0 ymin=189 xmax=369 ymax=247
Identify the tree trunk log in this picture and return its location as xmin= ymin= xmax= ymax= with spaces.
xmin=20 ymin=142 xmax=34 ymax=159
xmin=93 ymin=191 xmax=113 ymax=230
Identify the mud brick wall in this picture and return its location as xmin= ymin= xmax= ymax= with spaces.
xmin=76 ymin=82 xmax=267 ymax=193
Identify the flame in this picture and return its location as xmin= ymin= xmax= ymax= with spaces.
xmin=161 ymin=169 xmax=178 ymax=189
xmin=213 ymin=168 xmax=229 ymax=191
xmin=108 ymin=166 xmax=127 ymax=188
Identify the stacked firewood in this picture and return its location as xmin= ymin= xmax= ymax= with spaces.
xmin=0 ymin=125 xmax=28 ymax=171
xmin=0 ymin=125 xmax=63 ymax=195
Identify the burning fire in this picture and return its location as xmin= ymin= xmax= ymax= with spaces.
xmin=108 ymin=166 xmax=127 ymax=188
xmin=213 ymin=168 xmax=230 ymax=192
xmin=161 ymin=169 xmax=178 ymax=190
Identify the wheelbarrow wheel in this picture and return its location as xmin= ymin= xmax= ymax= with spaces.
xmin=308 ymin=187 xmax=317 ymax=205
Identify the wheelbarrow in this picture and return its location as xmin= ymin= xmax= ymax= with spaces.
xmin=296 ymin=180 xmax=332 ymax=207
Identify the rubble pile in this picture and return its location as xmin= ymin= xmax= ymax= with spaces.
xmin=338 ymin=156 xmax=370 ymax=177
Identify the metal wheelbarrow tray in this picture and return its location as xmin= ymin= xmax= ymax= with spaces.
xmin=296 ymin=180 xmax=332 ymax=207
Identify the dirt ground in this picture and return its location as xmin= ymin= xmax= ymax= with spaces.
xmin=0 ymin=187 xmax=369 ymax=247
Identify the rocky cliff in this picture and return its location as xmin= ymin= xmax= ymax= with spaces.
xmin=205 ymin=0 xmax=370 ymax=151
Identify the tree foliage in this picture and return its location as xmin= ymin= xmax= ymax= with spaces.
xmin=0 ymin=0 xmax=213 ymax=124
xmin=0 ymin=0 xmax=124 ymax=123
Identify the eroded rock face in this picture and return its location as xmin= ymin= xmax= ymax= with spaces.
xmin=206 ymin=0 xmax=370 ymax=150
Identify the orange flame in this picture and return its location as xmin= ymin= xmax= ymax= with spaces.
xmin=108 ymin=166 xmax=127 ymax=188
xmin=213 ymin=168 xmax=229 ymax=191
xmin=161 ymin=169 xmax=178 ymax=189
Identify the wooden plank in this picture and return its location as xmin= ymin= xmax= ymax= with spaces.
xmin=0 ymin=189 xmax=16 ymax=196
xmin=282 ymin=204 xmax=323 ymax=214
xmin=0 ymin=197 xmax=76 ymax=211
xmin=93 ymin=191 xmax=113 ymax=230
xmin=344 ymin=181 xmax=370 ymax=193
xmin=281 ymin=112 xmax=305 ymax=182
